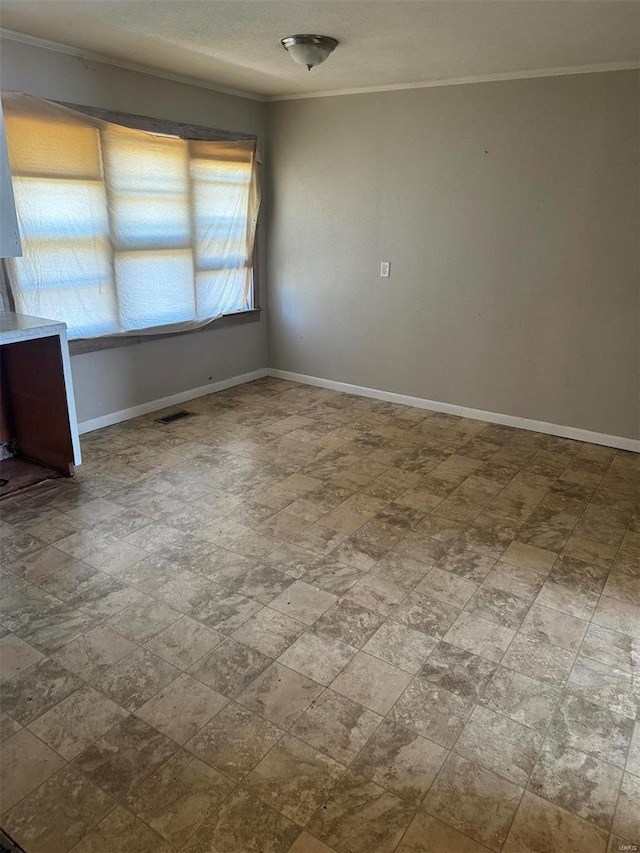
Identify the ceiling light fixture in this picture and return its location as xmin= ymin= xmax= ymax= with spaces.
xmin=280 ymin=34 xmax=339 ymax=71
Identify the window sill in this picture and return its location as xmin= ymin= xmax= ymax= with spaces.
xmin=68 ymin=308 xmax=262 ymax=355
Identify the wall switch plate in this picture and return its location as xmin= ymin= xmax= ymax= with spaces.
xmin=380 ymin=261 xmax=390 ymax=278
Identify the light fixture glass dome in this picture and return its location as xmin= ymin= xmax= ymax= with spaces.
xmin=281 ymin=35 xmax=339 ymax=70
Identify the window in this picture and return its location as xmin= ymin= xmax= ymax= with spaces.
xmin=2 ymin=94 xmax=260 ymax=339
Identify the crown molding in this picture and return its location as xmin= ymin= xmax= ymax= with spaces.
xmin=268 ymin=60 xmax=640 ymax=101
xmin=0 ymin=28 xmax=268 ymax=102
xmin=2 ymin=27 xmax=637 ymax=104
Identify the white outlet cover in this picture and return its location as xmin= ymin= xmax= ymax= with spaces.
xmin=380 ymin=261 xmax=390 ymax=277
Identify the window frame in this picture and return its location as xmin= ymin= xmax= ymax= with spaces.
xmin=5 ymin=101 xmax=262 ymax=355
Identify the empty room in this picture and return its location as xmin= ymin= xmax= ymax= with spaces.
xmin=0 ymin=1 xmax=638 ymax=852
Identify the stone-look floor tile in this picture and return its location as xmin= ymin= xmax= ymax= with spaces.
xmin=51 ymin=626 xmax=136 ymax=681
xmin=112 ymin=554 xmax=180 ymax=593
xmin=1 ymin=657 xmax=83 ymax=724
xmin=627 ymin=723 xmax=640 ymax=777
xmin=232 ymin=607 xmax=306 ymax=658
xmin=424 ymin=753 xmax=523 ymax=851
xmin=73 ymin=715 xmax=177 ymax=803
xmin=331 ymin=538 xmax=379 ymax=572
xmin=501 ymin=541 xmax=557 ymax=575
xmin=292 ymin=523 xmax=348 ymax=557
xmin=444 ymin=612 xmax=515 ymax=663
xmin=290 ymin=689 xmax=382 ymax=765
xmin=483 ymin=562 xmax=544 ymax=602
xmin=144 ymin=616 xmax=223 ymax=670
xmin=135 ymin=673 xmax=227 ymax=744
xmin=28 ymin=684 xmax=128 ymax=759
xmin=245 ymin=733 xmax=345 ymax=826
xmin=455 ymin=705 xmax=543 ymax=786
xmin=363 ymin=620 xmax=438 ymax=674
xmin=568 ymin=655 xmax=638 ymax=719
xmin=226 ymin=564 xmax=294 ymax=605
xmin=535 ymin=579 xmax=599 ymax=621
xmin=317 ymin=507 xmax=370 ymax=536
xmin=278 ymin=631 xmax=356 ymax=686
xmin=92 ymin=648 xmax=180 ymax=712
xmin=287 ymin=832 xmax=337 ymax=853
xmin=269 ymin=581 xmax=338 ymax=625
xmin=436 ymin=549 xmax=497 ymax=583
xmin=480 ymin=667 xmax=561 ymax=732
xmin=397 ymin=811 xmax=493 ymax=852
xmin=1 ymin=764 xmax=114 ymax=853
xmin=237 ymin=662 xmax=324 ymax=729
xmin=372 ymin=552 xmax=432 ymax=588
xmin=151 ymin=570 xmax=220 ymax=613
xmin=419 ymin=642 xmax=497 ymax=701
xmin=69 ymin=805 xmax=173 ymax=853
xmin=194 ymin=548 xmax=256 ymax=585
xmin=266 ymin=543 xmax=323 ymax=578
xmin=393 ymin=591 xmax=459 ymax=639
xmin=342 ymin=574 xmax=407 ymax=616
xmin=390 ymin=677 xmax=474 ymax=748
xmin=128 ymin=750 xmax=234 ymax=847
xmin=502 ymin=791 xmax=608 ymax=853
xmin=562 ymin=535 xmax=617 ymax=571
xmin=519 ymin=603 xmax=588 ymax=652
xmin=188 ymin=637 xmax=272 ymax=698
xmin=547 ymin=693 xmax=634 ymax=768
xmin=258 ymin=511 xmax=312 ymax=543
xmin=581 ymin=623 xmax=640 ymax=675
xmin=106 ymin=596 xmax=181 ymax=644
xmin=612 ymin=772 xmax=640 ymax=842
xmin=313 ymin=599 xmax=386 ymax=648
xmin=592 ymin=596 xmax=640 ymax=640
xmin=0 ymin=728 xmax=65 ymax=813
xmin=330 ymin=651 xmax=412 ymax=714
xmin=415 ymin=567 xmax=478 ymax=608
xmin=191 ymin=590 xmax=262 ymax=635
xmin=0 ymin=634 xmax=45 ymax=680
xmin=186 ymin=702 xmax=282 ymax=782
xmin=0 ymin=710 xmax=22 ymax=742
xmin=502 ymin=634 xmax=575 ymax=687
xmin=529 ymin=739 xmax=622 ymax=830
xmin=307 ymin=770 xmax=416 ymax=853
xmin=352 ymin=717 xmax=446 ymax=804
xmin=464 ymin=586 xmax=531 ymax=630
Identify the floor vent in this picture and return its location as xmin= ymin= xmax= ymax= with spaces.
xmin=154 ymin=410 xmax=195 ymax=425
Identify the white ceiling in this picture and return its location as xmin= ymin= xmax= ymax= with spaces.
xmin=1 ymin=0 xmax=639 ymax=100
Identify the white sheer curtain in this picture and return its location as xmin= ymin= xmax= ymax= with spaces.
xmin=2 ymin=94 xmax=260 ymax=339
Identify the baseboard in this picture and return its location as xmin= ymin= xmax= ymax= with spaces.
xmin=267 ymin=368 xmax=640 ymax=453
xmin=78 ymin=368 xmax=268 ymax=434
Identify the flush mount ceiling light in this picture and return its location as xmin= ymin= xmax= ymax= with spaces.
xmin=280 ymin=34 xmax=339 ymax=71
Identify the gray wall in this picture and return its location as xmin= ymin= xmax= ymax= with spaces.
xmin=267 ymin=71 xmax=639 ymax=440
xmin=0 ymin=38 xmax=268 ymax=424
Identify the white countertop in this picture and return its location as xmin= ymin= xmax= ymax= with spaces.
xmin=0 ymin=311 xmax=68 ymax=345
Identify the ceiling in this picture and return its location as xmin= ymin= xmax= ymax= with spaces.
xmin=1 ymin=0 xmax=639 ymax=100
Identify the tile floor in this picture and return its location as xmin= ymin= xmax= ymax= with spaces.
xmin=0 ymin=377 xmax=638 ymax=853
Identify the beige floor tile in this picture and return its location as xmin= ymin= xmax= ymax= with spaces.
xmin=568 ymin=655 xmax=638 ymax=719
xmin=278 ymin=631 xmax=356 ymax=685
xmin=0 ymin=711 xmax=22 ymax=742
xmin=519 ymin=603 xmax=588 ymax=651
xmin=245 ymin=733 xmax=345 ymax=825
xmin=28 ymin=684 xmax=128 ymax=759
xmin=627 ymin=723 xmax=640 ymax=776
xmin=0 ymin=728 xmax=65 ymax=814
xmin=390 ymin=676 xmax=473 ymax=748
xmin=330 ymin=651 xmax=412 ymax=714
xmin=342 ymin=574 xmax=407 ymax=616
xmin=306 ymin=770 xmax=415 ymax=853
xmin=129 ymin=749 xmax=233 ymax=847
xmin=186 ymin=702 xmax=282 ymax=781
xmin=188 ymin=636 xmax=272 ymax=698
xmin=502 ymin=634 xmax=575 ymax=686
xmin=287 ymin=832 xmax=338 ymax=853
xmin=444 ymin=612 xmax=515 ymax=663
xmin=398 ymin=812 xmax=493 ymax=852
xmin=232 ymin=607 xmax=306 ymax=657
xmin=502 ymin=791 xmax=607 ymax=853
xmin=92 ymin=648 xmax=180 ymax=712
xmin=0 ymin=634 xmax=44 ymax=680
xmin=237 ymin=662 xmax=324 ymax=728
xmin=106 ymin=596 xmax=181 ymax=643
xmin=529 ymin=739 xmax=622 ymax=830
xmin=51 ymin=625 xmax=136 ymax=680
xmin=269 ymin=581 xmax=338 ymax=625
xmin=501 ymin=541 xmax=557 ymax=575
xmin=182 ymin=787 xmax=300 ymax=853
xmin=1 ymin=657 xmax=84 ymax=724
xmin=424 ymin=753 xmax=523 ymax=851
xmin=143 ymin=616 xmax=223 ymax=669
xmin=394 ymin=591 xmax=459 ymax=639
xmin=191 ymin=590 xmax=262 ymax=634
xmin=419 ymin=642 xmax=497 ymax=701
xmin=416 ymin=567 xmax=478 ymax=608
xmin=1 ymin=764 xmax=114 ymax=853
xmin=70 ymin=805 xmax=173 ymax=853
xmin=612 ymin=772 xmax=640 ymax=842
xmin=372 ymin=552 xmax=432 ymax=588
xmin=464 ymin=585 xmax=531 ymax=630
xmin=592 ymin=596 xmax=640 ymax=640
xmin=290 ymin=689 xmax=381 ymax=765
xmin=546 ymin=692 xmax=633 ymax=768
xmin=352 ymin=717 xmax=446 ymax=804
xmin=73 ymin=715 xmax=177 ymax=803
xmin=480 ymin=667 xmax=561 ymax=732
xmin=135 ymin=673 xmax=227 ymax=744
xmin=363 ymin=620 xmax=438 ymax=673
